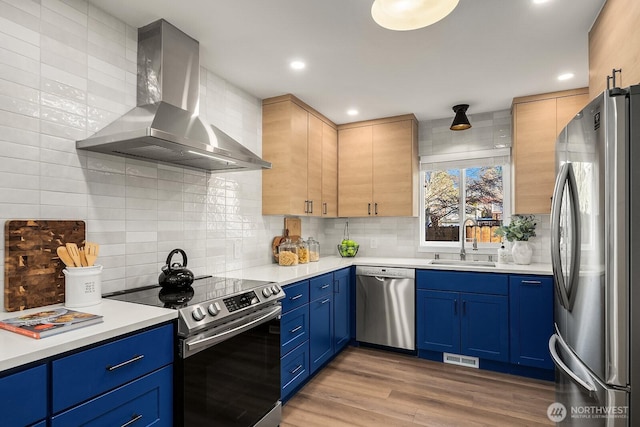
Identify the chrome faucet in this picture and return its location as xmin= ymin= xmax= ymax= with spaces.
xmin=460 ymin=218 xmax=478 ymax=260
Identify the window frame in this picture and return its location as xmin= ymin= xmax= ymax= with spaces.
xmin=418 ymin=156 xmax=511 ymax=253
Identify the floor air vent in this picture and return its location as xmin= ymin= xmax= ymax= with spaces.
xmin=443 ymin=353 xmax=479 ymax=368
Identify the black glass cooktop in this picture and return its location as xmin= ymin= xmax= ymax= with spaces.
xmin=104 ymin=275 xmax=274 ymax=310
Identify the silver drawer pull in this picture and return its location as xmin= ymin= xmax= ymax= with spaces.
xmin=320 ymin=298 xmax=330 ymax=304
xmin=290 ymin=294 xmax=303 ymax=301
xmin=106 ymin=354 xmax=145 ymax=372
xmin=522 ymin=280 xmax=542 ymax=285
xmin=320 ymin=284 xmax=330 ymax=289
xmin=290 ymin=325 xmax=303 ymax=333
xmin=290 ymin=364 xmax=303 ymax=375
xmin=121 ymin=414 xmax=143 ymax=427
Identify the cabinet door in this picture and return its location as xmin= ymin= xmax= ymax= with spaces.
xmin=309 ymin=295 xmax=333 ymax=374
xmin=509 ymin=276 xmax=554 ymax=369
xmin=281 ymin=341 xmax=309 ymax=402
xmin=0 ymin=364 xmax=46 ymax=427
xmin=556 ymin=93 xmax=589 ymax=134
xmin=372 ymin=119 xmax=416 ymax=216
xmin=321 ymin=122 xmax=338 ymax=217
xmin=262 ymin=100 xmax=308 ymax=215
xmin=513 ymin=98 xmax=557 ymax=214
xmin=338 ymin=126 xmax=373 ymax=217
xmin=333 ymin=268 xmax=351 ymax=352
xmin=416 ymin=289 xmax=460 ymax=354
xmin=307 ymin=113 xmax=323 ymax=216
xmin=460 ymin=293 xmax=509 ymax=362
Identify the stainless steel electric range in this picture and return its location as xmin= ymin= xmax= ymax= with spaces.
xmin=105 ymin=276 xmax=285 ymax=427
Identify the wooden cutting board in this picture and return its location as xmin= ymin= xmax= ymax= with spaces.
xmin=284 ymin=217 xmax=301 ymax=238
xmin=4 ymin=220 xmax=86 ymax=312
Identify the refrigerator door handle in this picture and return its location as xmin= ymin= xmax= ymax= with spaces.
xmin=549 ymin=333 xmax=596 ymax=394
xmin=550 ymin=162 xmax=581 ymax=310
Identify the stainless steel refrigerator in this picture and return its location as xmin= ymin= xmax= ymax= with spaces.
xmin=548 ymin=85 xmax=639 ymax=426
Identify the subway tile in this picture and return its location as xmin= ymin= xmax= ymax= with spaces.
xmin=41 ymin=63 xmax=88 ymax=92
xmin=0 ymin=15 xmax=39 ymax=46
xmin=0 ymin=31 xmax=39 ymax=60
xmin=42 ymin=0 xmax=87 ymax=28
xmin=41 ymin=77 xmax=86 ymax=102
xmin=1 ymin=0 xmax=41 ymax=18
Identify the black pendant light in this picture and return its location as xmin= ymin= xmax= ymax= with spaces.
xmin=450 ymin=104 xmax=471 ymax=131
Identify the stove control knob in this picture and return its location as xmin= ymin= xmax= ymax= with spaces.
xmin=271 ymin=285 xmax=281 ymax=294
xmin=262 ymin=287 xmax=273 ymax=298
xmin=192 ymin=306 xmax=206 ymax=321
xmin=208 ymin=302 xmax=221 ymax=316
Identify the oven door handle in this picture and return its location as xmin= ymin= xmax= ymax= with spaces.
xmin=184 ymin=305 xmax=281 ymax=354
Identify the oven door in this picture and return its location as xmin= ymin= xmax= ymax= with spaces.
xmin=176 ymin=305 xmax=281 ymax=427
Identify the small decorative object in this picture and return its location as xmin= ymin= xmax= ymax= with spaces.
xmin=338 ymin=220 xmax=359 ymax=257
xmin=494 ymin=215 xmax=537 ymax=265
xmin=497 ymin=242 xmax=509 ymax=264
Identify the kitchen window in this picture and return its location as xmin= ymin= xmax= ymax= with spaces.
xmin=419 ymin=150 xmax=511 ymax=250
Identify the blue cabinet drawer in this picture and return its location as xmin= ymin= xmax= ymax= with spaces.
xmin=281 ymin=341 xmax=309 ymax=399
xmin=417 ymin=270 xmax=508 ymax=295
xmin=52 ymin=324 xmax=173 ymax=412
xmin=281 ymin=304 xmax=310 ymax=356
xmin=310 ymin=273 xmax=333 ymax=300
xmin=281 ymin=280 xmax=310 ymax=313
xmin=0 ymin=364 xmax=46 ymax=427
xmin=51 ymin=365 xmax=173 ymax=427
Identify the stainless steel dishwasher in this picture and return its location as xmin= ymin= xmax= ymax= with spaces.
xmin=356 ymin=266 xmax=415 ymax=350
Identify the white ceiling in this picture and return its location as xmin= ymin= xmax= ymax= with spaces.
xmin=89 ymin=0 xmax=606 ymax=124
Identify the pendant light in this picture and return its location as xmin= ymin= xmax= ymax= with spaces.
xmin=450 ymin=104 xmax=471 ymax=131
xmin=371 ymin=0 xmax=460 ymax=31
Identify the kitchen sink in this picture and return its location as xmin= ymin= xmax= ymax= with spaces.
xmin=429 ymin=259 xmax=496 ymax=268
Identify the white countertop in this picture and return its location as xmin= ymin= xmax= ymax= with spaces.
xmin=1 ymin=256 xmax=551 ymax=374
xmin=228 ymin=256 xmax=553 ymax=286
xmin=0 ymin=299 xmax=177 ymax=373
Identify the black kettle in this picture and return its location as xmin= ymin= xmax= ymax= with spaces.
xmin=159 ymin=249 xmax=194 ymax=288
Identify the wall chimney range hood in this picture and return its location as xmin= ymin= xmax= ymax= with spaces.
xmin=76 ymin=19 xmax=271 ymax=172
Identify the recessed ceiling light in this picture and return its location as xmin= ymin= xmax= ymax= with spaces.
xmin=347 ymin=109 xmax=359 ymax=116
xmin=532 ymin=0 xmax=551 ymax=4
xmin=290 ymin=60 xmax=306 ymax=70
xmin=558 ymin=73 xmax=575 ymax=81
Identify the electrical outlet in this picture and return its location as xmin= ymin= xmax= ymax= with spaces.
xmin=370 ymin=238 xmax=378 ymax=249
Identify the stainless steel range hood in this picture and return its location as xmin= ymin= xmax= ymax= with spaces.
xmin=76 ymin=19 xmax=270 ymax=172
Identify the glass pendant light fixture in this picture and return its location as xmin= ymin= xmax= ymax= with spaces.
xmin=371 ymin=0 xmax=460 ymax=31
xmin=450 ymin=104 xmax=471 ymax=131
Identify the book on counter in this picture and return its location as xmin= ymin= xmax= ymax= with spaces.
xmin=0 ymin=308 xmax=103 ymax=339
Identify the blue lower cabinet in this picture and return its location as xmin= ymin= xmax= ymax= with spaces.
xmin=52 ymin=324 xmax=173 ymax=413
xmin=309 ymin=294 xmax=333 ymax=374
xmin=0 ymin=364 xmax=47 ymax=427
xmin=281 ymin=304 xmax=310 ymax=356
xmin=51 ymin=365 xmax=173 ymax=427
xmin=460 ymin=293 xmax=509 ymax=362
xmin=333 ymin=267 xmax=351 ymax=352
xmin=281 ymin=341 xmax=309 ymax=401
xmin=509 ymin=275 xmax=554 ymax=369
xmin=417 ymin=290 xmax=460 ymax=354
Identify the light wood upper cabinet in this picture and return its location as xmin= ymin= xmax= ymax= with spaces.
xmin=589 ymin=0 xmax=640 ymax=98
xmin=321 ymin=122 xmax=338 ymax=217
xmin=338 ymin=115 xmax=418 ymax=217
xmin=262 ymin=94 xmax=338 ymax=217
xmin=512 ymin=88 xmax=589 ymax=214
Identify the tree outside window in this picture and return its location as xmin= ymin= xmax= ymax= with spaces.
xmin=424 ymin=166 xmax=503 ymax=244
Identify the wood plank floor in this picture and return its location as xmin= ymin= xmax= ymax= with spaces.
xmin=281 ymin=347 xmax=555 ymax=427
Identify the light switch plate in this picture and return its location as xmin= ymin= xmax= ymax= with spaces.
xmin=370 ymin=238 xmax=377 ymax=249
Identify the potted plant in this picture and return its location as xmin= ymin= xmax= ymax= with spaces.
xmin=494 ymin=215 xmax=537 ymax=264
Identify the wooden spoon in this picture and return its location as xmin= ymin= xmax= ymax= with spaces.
xmin=56 ymin=246 xmax=75 ymax=268
xmin=84 ymin=242 xmax=100 ymax=266
xmin=79 ymin=247 xmax=88 ymax=267
xmin=65 ymin=243 xmax=82 ymax=267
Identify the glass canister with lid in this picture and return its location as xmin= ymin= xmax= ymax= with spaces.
xmin=307 ymin=237 xmax=320 ymax=262
xmin=297 ymin=237 xmax=309 ymax=264
xmin=278 ymin=238 xmax=299 ymax=266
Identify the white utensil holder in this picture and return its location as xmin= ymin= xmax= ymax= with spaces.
xmin=63 ymin=265 xmax=103 ymax=307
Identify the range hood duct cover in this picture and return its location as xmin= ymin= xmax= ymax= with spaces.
xmin=76 ymin=19 xmax=271 ymax=172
